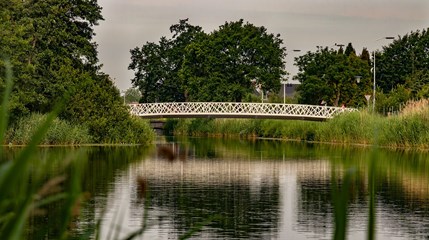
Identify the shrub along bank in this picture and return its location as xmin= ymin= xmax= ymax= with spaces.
xmin=165 ymin=100 xmax=429 ymax=149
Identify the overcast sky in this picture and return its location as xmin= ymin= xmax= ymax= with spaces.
xmin=94 ymin=0 xmax=429 ymax=91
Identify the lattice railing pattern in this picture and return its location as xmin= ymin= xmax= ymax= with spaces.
xmin=129 ymin=102 xmax=357 ymax=120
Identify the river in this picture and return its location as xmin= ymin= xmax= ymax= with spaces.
xmin=18 ymin=137 xmax=429 ymax=239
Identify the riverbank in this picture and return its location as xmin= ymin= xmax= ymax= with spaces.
xmin=3 ymin=113 xmax=155 ymax=146
xmin=165 ymin=100 xmax=429 ymax=150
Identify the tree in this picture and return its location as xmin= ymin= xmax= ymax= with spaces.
xmin=129 ymin=19 xmax=205 ymax=102
xmin=295 ymin=46 xmax=371 ymax=107
xmin=360 ymin=48 xmax=371 ymax=66
xmin=0 ymin=0 xmax=103 ymax=121
xmin=124 ymin=87 xmax=142 ymax=103
xmin=129 ymin=42 xmax=164 ymax=103
xmin=344 ymin=43 xmax=356 ymax=56
xmin=130 ymin=19 xmax=286 ymax=102
xmin=376 ymin=85 xmax=411 ymax=113
xmin=1 ymin=0 xmax=150 ymax=143
xmin=405 ymin=69 xmax=429 ymax=98
xmin=180 ymin=19 xmax=286 ymax=102
xmin=376 ymin=29 xmax=429 ymax=92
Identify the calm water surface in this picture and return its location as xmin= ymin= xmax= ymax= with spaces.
xmin=17 ymin=137 xmax=429 ymax=239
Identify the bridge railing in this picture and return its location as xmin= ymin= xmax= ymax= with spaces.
xmin=128 ymin=102 xmax=357 ymax=120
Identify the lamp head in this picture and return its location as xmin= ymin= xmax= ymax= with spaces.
xmin=355 ymin=75 xmax=362 ymax=83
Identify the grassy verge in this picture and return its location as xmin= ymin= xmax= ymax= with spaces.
xmin=165 ymin=101 xmax=429 ymax=149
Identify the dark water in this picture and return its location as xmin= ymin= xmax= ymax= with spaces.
xmin=10 ymin=138 xmax=429 ymax=239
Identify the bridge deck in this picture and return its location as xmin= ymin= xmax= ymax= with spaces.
xmin=129 ymin=102 xmax=357 ymax=121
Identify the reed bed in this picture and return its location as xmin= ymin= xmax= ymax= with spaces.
xmin=4 ymin=113 xmax=155 ymax=146
xmin=5 ymin=113 xmax=92 ymax=145
xmin=167 ymin=100 xmax=429 ymax=149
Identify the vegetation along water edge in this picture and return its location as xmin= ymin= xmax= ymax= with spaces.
xmin=164 ymin=99 xmax=429 ymax=150
xmin=3 ymin=112 xmax=154 ymax=146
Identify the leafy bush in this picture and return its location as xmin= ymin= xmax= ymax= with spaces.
xmin=417 ymin=85 xmax=429 ymax=99
xmin=108 ymin=117 xmax=154 ymax=145
xmin=61 ymin=73 xmax=154 ymax=144
xmin=376 ymin=85 xmax=411 ymax=114
xmin=243 ymin=93 xmax=262 ymax=103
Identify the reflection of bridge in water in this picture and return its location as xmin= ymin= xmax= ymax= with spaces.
xmin=129 ymin=102 xmax=357 ymax=121
xmin=151 ymin=143 xmax=429 ymax=201
xmin=146 ymin=143 xmax=332 ymax=185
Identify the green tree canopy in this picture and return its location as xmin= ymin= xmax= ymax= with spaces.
xmin=129 ymin=19 xmax=286 ymax=102
xmin=180 ymin=19 xmax=286 ymax=102
xmin=0 ymin=0 xmax=103 ymax=121
xmin=295 ymin=46 xmax=371 ymax=107
xmin=360 ymin=48 xmax=371 ymax=66
xmin=344 ymin=43 xmax=356 ymax=56
xmin=405 ymin=69 xmax=429 ymax=98
xmin=124 ymin=87 xmax=142 ymax=103
xmin=377 ymin=29 xmax=429 ymax=92
xmin=129 ymin=19 xmax=205 ymax=103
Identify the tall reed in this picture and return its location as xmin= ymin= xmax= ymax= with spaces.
xmin=0 ymin=59 xmax=82 ymax=239
xmin=166 ymin=102 xmax=429 ymax=149
xmin=5 ymin=113 xmax=92 ymax=145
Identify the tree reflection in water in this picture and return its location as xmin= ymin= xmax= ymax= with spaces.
xmin=17 ymin=137 xmax=429 ymax=239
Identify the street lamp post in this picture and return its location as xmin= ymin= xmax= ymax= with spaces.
xmin=280 ymin=49 xmax=301 ymax=104
xmin=372 ymin=37 xmax=394 ymax=112
xmin=334 ymin=43 xmax=345 ymax=48
xmin=280 ymin=80 xmax=288 ymax=104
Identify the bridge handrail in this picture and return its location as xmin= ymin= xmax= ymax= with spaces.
xmin=128 ymin=102 xmax=357 ymax=120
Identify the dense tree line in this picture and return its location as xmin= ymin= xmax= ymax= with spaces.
xmin=373 ymin=29 xmax=429 ymax=113
xmin=129 ymin=19 xmax=286 ymax=103
xmin=296 ymin=29 xmax=429 ymax=111
xmin=294 ymin=44 xmax=371 ymax=107
xmin=0 ymin=0 xmax=153 ymax=143
xmin=377 ymin=29 xmax=429 ymax=94
xmin=130 ymin=18 xmax=427 ymax=113
xmin=373 ymin=29 xmax=429 ymax=112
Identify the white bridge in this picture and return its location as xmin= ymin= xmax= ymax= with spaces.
xmin=129 ymin=102 xmax=357 ymax=121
